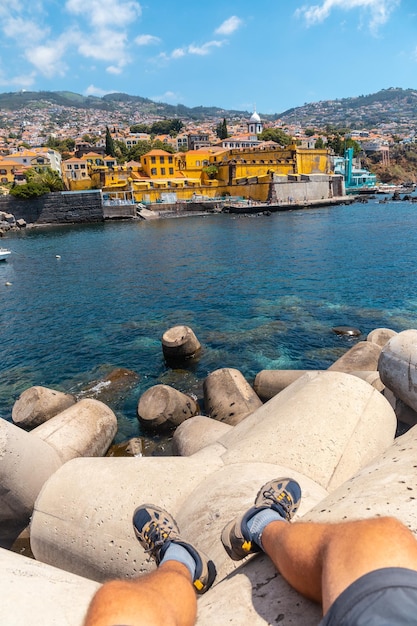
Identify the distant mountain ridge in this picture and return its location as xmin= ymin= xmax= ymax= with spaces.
xmin=279 ymin=87 xmax=417 ymax=129
xmin=0 ymin=87 xmax=416 ymax=128
xmin=0 ymin=90 xmax=248 ymax=120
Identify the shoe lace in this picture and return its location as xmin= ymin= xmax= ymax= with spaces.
xmin=262 ymin=486 xmax=292 ymax=517
xmin=143 ymin=520 xmax=175 ymax=555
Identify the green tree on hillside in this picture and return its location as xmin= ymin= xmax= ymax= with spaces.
xmin=216 ymin=118 xmax=228 ymax=139
xmin=152 ymin=140 xmax=175 ymax=153
xmin=105 ymin=126 xmax=116 ymax=157
xmin=130 ymin=123 xmax=150 ymax=134
xmin=258 ymin=128 xmax=293 ymax=146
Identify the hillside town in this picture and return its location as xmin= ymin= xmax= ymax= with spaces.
xmin=0 ymin=92 xmax=416 ymax=207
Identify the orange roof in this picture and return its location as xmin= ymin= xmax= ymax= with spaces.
xmin=81 ymin=152 xmax=105 ymax=160
xmin=143 ymin=149 xmax=173 ymax=156
xmin=63 ymin=157 xmax=86 ymax=164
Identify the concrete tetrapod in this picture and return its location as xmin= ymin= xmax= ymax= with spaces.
xmin=33 ymin=398 xmax=118 ymax=463
xmin=12 ymin=385 xmax=76 ymax=429
xmin=302 ymin=422 xmax=417 ymax=526
xmin=161 ymin=325 xmax=201 ymax=362
xmin=137 ymin=384 xmax=199 ymax=430
xmin=367 ymin=327 xmax=397 ymax=347
xmin=30 ymin=454 xmax=225 ymax=582
xmin=0 ymin=419 xmax=62 ymax=545
xmin=31 ymin=370 xmax=395 ymax=584
xmin=30 ymin=452 xmax=327 ymax=586
xmin=217 ymin=371 xmax=396 ymax=491
xmin=253 ymin=369 xmax=384 ymax=402
xmin=328 ymin=340 xmax=382 ymax=372
xmin=378 ymin=329 xmax=417 ymax=414
xmin=203 ymin=367 xmax=263 ymax=426
xmin=172 ymin=415 xmax=232 ymax=456
xmin=0 ymin=547 xmax=99 ymax=626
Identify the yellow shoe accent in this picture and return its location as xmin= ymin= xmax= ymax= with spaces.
xmin=242 ymin=540 xmax=252 ymax=552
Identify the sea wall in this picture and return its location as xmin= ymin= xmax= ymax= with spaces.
xmin=271 ymin=174 xmax=344 ymax=203
xmin=0 ymin=190 xmax=103 ymax=224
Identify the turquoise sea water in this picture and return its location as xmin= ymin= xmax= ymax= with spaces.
xmin=2 ymin=199 xmax=417 ymax=442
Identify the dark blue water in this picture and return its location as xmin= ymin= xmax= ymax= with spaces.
xmin=2 ymin=199 xmax=417 ymax=441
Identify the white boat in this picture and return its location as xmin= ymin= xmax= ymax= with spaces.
xmin=0 ymin=247 xmax=11 ymax=261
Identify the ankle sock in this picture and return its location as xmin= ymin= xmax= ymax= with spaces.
xmin=247 ymin=508 xmax=287 ymax=550
xmin=160 ymin=542 xmax=196 ymax=580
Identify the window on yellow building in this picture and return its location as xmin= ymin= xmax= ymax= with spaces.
xmin=151 ymin=156 xmax=156 ymax=164
xmin=160 ymin=156 xmax=165 ymax=164
xmin=196 ymin=160 xmax=200 ymax=166
xmin=161 ymin=168 xmax=166 ymax=175
xmin=169 ymin=168 xmax=174 ymax=175
xmin=168 ymin=156 xmax=173 ymax=163
xmin=151 ymin=168 xmax=157 ymax=175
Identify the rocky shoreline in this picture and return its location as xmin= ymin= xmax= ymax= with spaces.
xmin=2 ymin=326 xmax=417 ymax=624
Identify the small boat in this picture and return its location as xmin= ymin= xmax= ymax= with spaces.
xmin=0 ymin=247 xmax=11 ymax=261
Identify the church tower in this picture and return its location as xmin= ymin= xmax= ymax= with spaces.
xmin=247 ymin=110 xmax=263 ymax=135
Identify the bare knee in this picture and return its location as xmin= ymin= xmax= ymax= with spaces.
xmin=365 ymin=516 xmax=413 ymax=541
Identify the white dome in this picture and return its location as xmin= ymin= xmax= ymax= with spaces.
xmin=249 ymin=111 xmax=261 ymax=123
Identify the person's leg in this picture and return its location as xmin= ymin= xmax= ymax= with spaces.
xmin=84 ymin=504 xmax=216 ymax=626
xmin=83 ymin=560 xmax=196 ymax=626
xmin=222 ymin=477 xmax=417 ymax=615
xmin=261 ymin=515 xmax=417 ymax=614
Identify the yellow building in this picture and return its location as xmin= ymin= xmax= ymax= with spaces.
xmin=0 ymin=158 xmax=27 ymax=185
xmin=141 ymin=150 xmax=176 ymax=178
xmin=59 ymin=141 xmax=333 ymax=205
xmin=62 ymin=157 xmax=91 ymax=190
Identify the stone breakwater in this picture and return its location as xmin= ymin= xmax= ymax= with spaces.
xmin=0 ymin=191 xmax=103 ymax=228
xmin=2 ymin=327 xmax=417 ymax=624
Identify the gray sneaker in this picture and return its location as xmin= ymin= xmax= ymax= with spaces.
xmin=221 ymin=478 xmax=301 ymax=560
xmin=133 ymin=504 xmax=216 ymax=594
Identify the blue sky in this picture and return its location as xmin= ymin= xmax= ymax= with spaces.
xmin=0 ymin=1 xmax=415 ymax=114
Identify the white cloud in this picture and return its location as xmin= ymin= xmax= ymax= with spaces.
xmin=106 ymin=65 xmax=123 ymax=75
xmin=77 ymin=29 xmax=129 ymax=62
xmin=152 ymin=90 xmax=183 ymax=104
xmin=160 ymin=40 xmax=225 ymax=61
xmin=171 ymin=48 xmax=186 ymax=59
xmin=215 ymin=15 xmax=243 ymax=35
xmin=296 ymin=0 xmax=400 ymax=33
xmin=188 ymin=41 xmax=224 ymax=55
xmin=135 ymin=34 xmax=161 ymax=46
xmin=65 ymin=0 xmax=142 ymax=28
xmin=64 ymin=0 xmax=142 ymax=73
xmin=0 ymin=69 xmax=36 ymax=88
xmin=2 ymin=16 xmax=47 ymax=44
xmin=28 ymin=45 xmax=67 ymax=78
xmin=84 ymin=84 xmax=114 ymax=96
